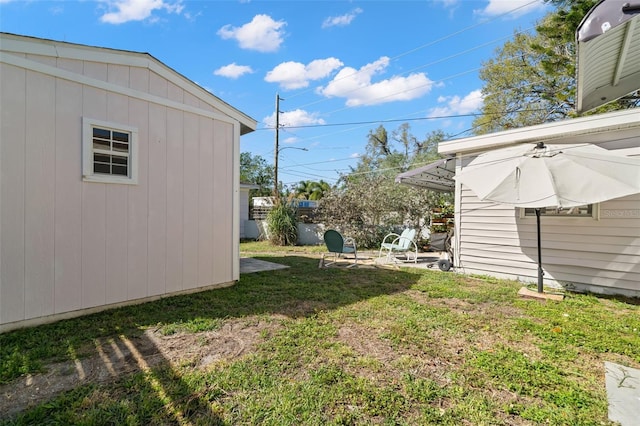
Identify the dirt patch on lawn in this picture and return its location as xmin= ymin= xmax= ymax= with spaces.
xmin=0 ymin=317 xmax=282 ymax=418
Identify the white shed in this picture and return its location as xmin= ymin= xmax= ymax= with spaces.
xmin=0 ymin=33 xmax=257 ymax=332
xmin=439 ymin=109 xmax=640 ymax=297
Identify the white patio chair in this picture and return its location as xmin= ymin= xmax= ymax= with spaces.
xmin=378 ymin=228 xmax=418 ymax=264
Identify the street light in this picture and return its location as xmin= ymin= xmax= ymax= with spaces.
xmin=274 ymin=146 xmax=308 ymax=197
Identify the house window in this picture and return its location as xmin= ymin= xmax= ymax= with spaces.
xmin=83 ymin=118 xmax=138 ymax=184
xmin=520 ymin=204 xmax=598 ymax=219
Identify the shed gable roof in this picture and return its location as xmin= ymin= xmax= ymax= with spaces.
xmin=0 ymin=32 xmax=257 ymax=135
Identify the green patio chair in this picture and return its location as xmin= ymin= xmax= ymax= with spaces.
xmin=320 ymin=229 xmax=358 ymax=268
xmin=378 ymin=228 xmax=418 ymax=264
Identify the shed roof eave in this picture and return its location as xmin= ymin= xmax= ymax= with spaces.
xmin=438 ymin=108 xmax=640 ymax=155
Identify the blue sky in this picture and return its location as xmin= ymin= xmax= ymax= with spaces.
xmin=0 ymin=0 xmax=551 ymax=187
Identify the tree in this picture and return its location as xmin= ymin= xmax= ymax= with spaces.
xmin=317 ymin=125 xmax=453 ymax=248
xmin=473 ymin=1 xmax=638 ymax=134
xmin=240 ymin=152 xmax=274 ymax=197
xmin=293 ymin=180 xmax=331 ymax=200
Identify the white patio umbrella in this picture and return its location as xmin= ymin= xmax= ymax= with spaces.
xmin=455 ymin=142 xmax=640 ymax=293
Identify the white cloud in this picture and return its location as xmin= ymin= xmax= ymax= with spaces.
xmin=350 ymin=152 xmax=360 ymax=158
xmin=428 ymin=89 xmax=484 ymax=118
xmin=318 ymin=57 xmax=435 ymax=107
xmin=265 ymin=58 xmax=343 ymax=90
xmin=322 ymin=8 xmax=363 ymax=28
xmin=433 ymin=0 xmax=459 ymax=7
xmin=100 ymin=0 xmax=184 ymax=24
xmin=218 ymin=14 xmax=286 ymax=53
xmin=263 ymin=109 xmax=326 ymax=128
xmin=282 ymin=136 xmax=298 ymax=145
xmin=475 ymin=0 xmax=545 ymax=18
xmin=213 ymin=63 xmax=254 ymax=79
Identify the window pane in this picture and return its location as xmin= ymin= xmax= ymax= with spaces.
xmin=112 ymin=165 xmax=128 ymax=176
xmin=94 ymin=153 xmax=111 ymax=163
xmin=93 ymin=128 xmax=110 ymax=139
xmin=113 ymin=132 xmax=129 ymax=142
xmin=94 ymin=162 xmax=110 ymax=174
xmin=113 ymin=142 xmax=129 ymax=153
xmin=93 ymin=139 xmax=111 ymax=150
xmin=524 ymin=206 xmax=593 ymax=217
xmin=112 ymin=156 xmax=128 ymax=165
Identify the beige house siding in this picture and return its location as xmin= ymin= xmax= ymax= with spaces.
xmin=448 ymin=132 xmax=640 ymax=297
xmin=456 ymin=189 xmax=640 ymax=294
xmin=0 ymin=33 xmax=256 ymax=332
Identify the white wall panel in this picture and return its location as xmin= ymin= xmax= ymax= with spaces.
xmin=24 ymin=71 xmax=56 ymax=318
xmin=149 ymin=71 xmax=168 ymax=98
xmin=129 ymin=67 xmax=149 ymax=92
xmin=83 ymin=60 xmax=107 ymax=82
xmin=165 ymin=108 xmax=184 ymax=293
xmin=107 ymin=63 xmax=129 ymax=88
xmin=182 ymin=113 xmax=199 ymax=290
xmin=212 ymin=121 xmax=232 ymax=282
xmin=198 ymin=117 xmax=214 ymax=287
xmin=127 ymin=98 xmax=149 ymax=300
xmin=167 ymin=81 xmax=183 ymax=103
xmin=0 ymin=64 xmax=26 ymax=324
xmin=147 ymin=103 xmax=168 ymax=296
xmin=54 ymin=78 xmax=83 ymax=314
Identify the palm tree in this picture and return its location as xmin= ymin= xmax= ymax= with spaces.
xmin=294 ymin=180 xmax=331 ymax=200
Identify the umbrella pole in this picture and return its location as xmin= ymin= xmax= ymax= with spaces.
xmin=535 ymin=208 xmax=543 ymax=293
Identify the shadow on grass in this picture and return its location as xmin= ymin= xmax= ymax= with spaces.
xmin=0 ymin=255 xmax=420 ymax=421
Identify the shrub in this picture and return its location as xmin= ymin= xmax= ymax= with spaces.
xmin=266 ymin=201 xmax=298 ymax=246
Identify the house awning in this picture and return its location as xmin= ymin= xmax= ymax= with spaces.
xmin=395 ymin=158 xmax=456 ymax=192
xmin=576 ymin=1 xmax=640 ymax=113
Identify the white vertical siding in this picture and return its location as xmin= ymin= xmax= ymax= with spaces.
xmin=147 ymin=103 xmax=168 ymax=297
xmin=198 ymin=116 xmax=215 ymax=288
xmin=24 ymin=70 xmax=56 ymax=318
xmin=213 ymin=121 xmax=233 ymax=281
xmin=127 ymin=97 xmax=149 ymax=301
xmin=54 ymin=77 xmax=83 ymax=314
xmin=182 ymin=112 xmax=199 ymax=291
xmin=165 ymin=108 xmax=184 ymax=293
xmin=0 ymin=63 xmax=26 ymax=324
xmin=0 ymin=40 xmax=248 ymax=330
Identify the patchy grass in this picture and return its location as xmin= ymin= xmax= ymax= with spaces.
xmin=0 ymin=243 xmax=638 ymax=425
xmin=239 ymin=239 xmax=325 ymax=254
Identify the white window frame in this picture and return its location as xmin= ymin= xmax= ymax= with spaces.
xmin=82 ymin=118 xmax=138 ymax=185
xmin=519 ymin=204 xmax=600 ymax=220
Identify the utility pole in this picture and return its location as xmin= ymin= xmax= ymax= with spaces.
xmin=273 ymin=93 xmax=281 ymax=199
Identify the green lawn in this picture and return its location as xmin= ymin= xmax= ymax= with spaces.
xmin=1 ymin=242 xmax=638 ymax=425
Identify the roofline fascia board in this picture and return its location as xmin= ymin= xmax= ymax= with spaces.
xmin=0 ymin=33 xmax=257 ymax=133
xmin=1 ymin=52 xmax=243 ymax=130
xmin=438 ymin=109 xmax=640 ymax=155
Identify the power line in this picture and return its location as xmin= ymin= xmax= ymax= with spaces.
xmin=285 ymin=0 xmax=542 ymax=104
